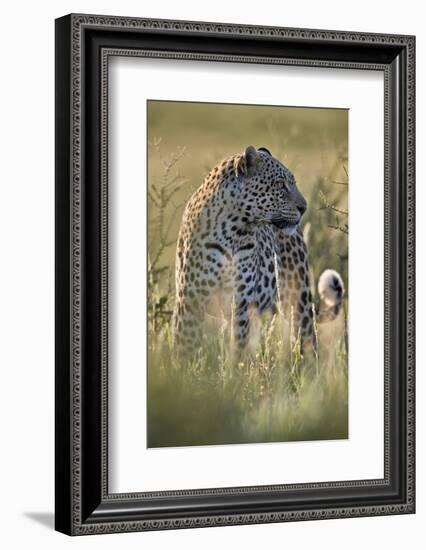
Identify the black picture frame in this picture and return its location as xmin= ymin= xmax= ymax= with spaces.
xmin=55 ymin=13 xmax=415 ymax=535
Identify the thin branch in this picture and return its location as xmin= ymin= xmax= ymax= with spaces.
xmin=147 ymin=189 xmax=160 ymax=207
xmin=328 ymin=224 xmax=349 ymax=235
xmin=318 ymin=204 xmax=348 ymax=216
xmin=325 ymin=177 xmax=348 ymax=186
xmin=318 ymin=190 xmax=348 ymax=216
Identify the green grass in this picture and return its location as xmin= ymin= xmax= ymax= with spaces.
xmin=147 ymin=101 xmax=348 ymax=448
xmin=147 ymin=312 xmax=348 ymax=447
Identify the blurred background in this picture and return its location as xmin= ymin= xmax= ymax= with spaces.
xmin=147 ymin=100 xmax=348 ymax=448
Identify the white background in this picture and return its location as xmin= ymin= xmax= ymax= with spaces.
xmin=110 ymin=59 xmax=384 ymax=493
xmin=0 ymin=0 xmax=423 ymax=548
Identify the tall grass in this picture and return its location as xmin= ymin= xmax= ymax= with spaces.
xmin=147 ymin=308 xmax=348 ymax=447
xmin=147 ymin=102 xmax=348 ymax=448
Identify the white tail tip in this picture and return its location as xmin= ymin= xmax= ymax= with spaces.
xmin=318 ymin=269 xmax=344 ymax=308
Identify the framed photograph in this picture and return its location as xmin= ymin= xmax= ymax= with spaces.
xmin=55 ymin=14 xmax=415 ymax=535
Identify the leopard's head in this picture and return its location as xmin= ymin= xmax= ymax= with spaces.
xmin=234 ymin=146 xmax=306 ymax=235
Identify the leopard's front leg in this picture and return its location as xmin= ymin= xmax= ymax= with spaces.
xmin=231 ymin=231 xmax=262 ymax=353
xmin=277 ymin=229 xmax=317 ymax=353
xmin=232 ymin=299 xmax=248 ymax=352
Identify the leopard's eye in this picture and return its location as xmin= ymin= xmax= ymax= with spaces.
xmin=278 ymin=180 xmax=289 ymax=192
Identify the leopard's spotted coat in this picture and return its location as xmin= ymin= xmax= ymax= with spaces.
xmin=172 ymin=146 xmax=344 ymax=354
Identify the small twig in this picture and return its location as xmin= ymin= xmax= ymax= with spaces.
xmin=318 ymin=204 xmax=348 ymax=216
xmin=328 ymin=224 xmax=349 ymax=235
xmin=318 ymin=191 xmax=348 ymax=216
xmin=147 ymin=189 xmax=160 ymax=207
xmin=325 ymin=177 xmax=348 ymax=186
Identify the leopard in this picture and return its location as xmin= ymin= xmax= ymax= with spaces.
xmin=172 ymin=145 xmax=344 ymax=356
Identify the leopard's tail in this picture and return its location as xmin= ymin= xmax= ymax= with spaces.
xmin=316 ymin=269 xmax=345 ymax=324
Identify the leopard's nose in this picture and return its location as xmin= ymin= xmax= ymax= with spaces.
xmin=297 ymin=203 xmax=306 ymax=216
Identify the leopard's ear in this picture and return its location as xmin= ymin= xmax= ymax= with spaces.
xmin=235 ymin=146 xmax=259 ymax=178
